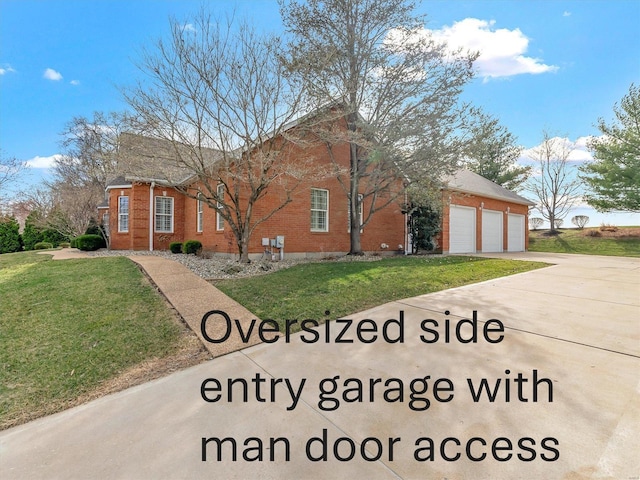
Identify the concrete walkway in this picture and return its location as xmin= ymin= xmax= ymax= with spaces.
xmin=128 ymin=255 xmax=262 ymax=356
xmin=5 ymin=251 xmax=639 ymax=479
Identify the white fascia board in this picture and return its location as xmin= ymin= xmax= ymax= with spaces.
xmin=105 ymin=184 xmax=132 ymax=191
xmin=448 ymin=187 xmax=536 ymax=206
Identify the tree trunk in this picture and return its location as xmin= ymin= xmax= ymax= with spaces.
xmin=346 ymin=9 xmax=362 ymax=256
xmin=238 ymin=230 xmax=251 ymax=263
xmin=348 ymin=137 xmax=363 ymax=255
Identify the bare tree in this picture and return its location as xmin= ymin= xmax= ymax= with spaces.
xmin=56 ymin=111 xmax=131 ymax=191
xmin=571 ymin=215 xmax=589 ymax=229
xmin=0 ymin=150 xmax=26 ymax=207
xmin=526 ymin=132 xmax=581 ymax=233
xmin=19 ymin=112 xmax=128 ymax=243
xmin=529 ymin=217 xmax=543 ymax=230
xmin=280 ymin=0 xmax=477 ymax=254
xmin=124 ymin=11 xmax=327 ymax=262
xmin=20 ymin=184 xmax=100 ymax=239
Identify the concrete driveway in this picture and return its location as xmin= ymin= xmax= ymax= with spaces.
xmin=1 ymin=252 xmax=638 ymax=479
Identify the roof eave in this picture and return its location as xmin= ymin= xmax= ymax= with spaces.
xmin=446 ymin=186 xmax=536 ymax=206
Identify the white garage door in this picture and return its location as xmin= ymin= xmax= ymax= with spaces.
xmin=482 ymin=209 xmax=503 ymax=252
xmin=508 ymin=214 xmax=525 ymax=252
xmin=449 ymin=205 xmax=476 ymax=253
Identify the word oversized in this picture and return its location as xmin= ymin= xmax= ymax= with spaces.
xmin=200 ymin=309 xmax=504 ymax=345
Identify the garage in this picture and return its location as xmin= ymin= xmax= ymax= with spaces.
xmin=481 ymin=209 xmax=503 ymax=252
xmin=508 ymin=214 xmax=525 ymax=252
xmin=449 ymin=205 xmax=476 ymax=253
xmin=440 ymin=170 xmax=535 ymax=254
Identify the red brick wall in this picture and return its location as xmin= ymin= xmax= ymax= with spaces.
xmin=179 ymin=139 xmax=406 ymax=256
xmin=108 ymin=187 xmax=133 ymax=250
xmin=107 ymin=120 xmax=407 ymax=255
xmin=108 ymin=183 xmax=186 ymax=251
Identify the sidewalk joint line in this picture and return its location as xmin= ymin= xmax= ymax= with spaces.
xmin=239 ymin=350 xmax=404 ymax=479
xmin=395 ymin=301 xmax=640 ymax=360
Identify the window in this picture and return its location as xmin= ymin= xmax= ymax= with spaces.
xmin=197 ymin=195 xmax=204 ymax=233
xmin=216 ymin=184 xmax=224 ymax=231
xmin=155 ymin=196 xmax=174 ymax=233
xmin=118 ymin=196 xmax=129 ymax=232
xmin=311 ymin=188 xmax=329 ymax=232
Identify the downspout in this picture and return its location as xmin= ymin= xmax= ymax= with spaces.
xmin=404 ymin=190 xmax=409 ymax=255
xmin=149 ymin=182 xmax=155 ymax=251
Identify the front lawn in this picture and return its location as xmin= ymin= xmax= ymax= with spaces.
xmin=529 ymin=227 xmax=640 ymax=257
xmin=0 ymin=252 xmax=209 ymax=430
xmin=214 ymin=255 xmax=547 ymax=328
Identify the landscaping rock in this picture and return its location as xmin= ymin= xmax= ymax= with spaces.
xmin=87 ymin=249 xmax=383 ymax=279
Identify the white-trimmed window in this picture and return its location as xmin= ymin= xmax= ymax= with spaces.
xmin=118 ymin=196 xmax=129 ymax=232
xmin=348 ymin=193 xmax=364 ymax=233
xmin=216 ymin=184 xmax=224 ymax=231
xmin=155 ymin=196 xmax=174 ymax=233
xmin=197 ymin=194 xmax=204 ymax=233
xmin=311 ymin=188 xmax=329 ymax=232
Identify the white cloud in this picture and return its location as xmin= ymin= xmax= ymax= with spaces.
xmin=25 ymin=154 xmax=61 ymax=169
xmin=43 ymin=68 xmax=63 ymax=81
xmin=70 ymin=79 xmax=80 ymax=86
xmin=519 ymin=136 xmax=595 ymax=164
xmin=563 ymin=11 xmax=572 ymax=17
xmin=0 ymin=64 xmax=16 ymax=75
xmin=427 ymin=18 xmax=558 ymax=80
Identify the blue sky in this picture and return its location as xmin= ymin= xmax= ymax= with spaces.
xmin=1 ymin=0 xmax=639 ymax=225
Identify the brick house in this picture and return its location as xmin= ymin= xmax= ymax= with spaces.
xmin=102 ymin=126 xmax=408 ymax=259
xmin=101 ymin=126 xmax=533 ymax=258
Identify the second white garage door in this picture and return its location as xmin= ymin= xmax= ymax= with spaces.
xmin=449 ymin=205 xmax=476 ymax=253
xmin=482 ymin=209 xmax=503 ymax=252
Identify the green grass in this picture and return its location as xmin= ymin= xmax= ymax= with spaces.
xmin=0 ymin=252 xmax=188 ymax=429
xmin=529 ymin=227 xmax=640 ymax=257
xmin=214 ymin=255 xmax=547 ymax=327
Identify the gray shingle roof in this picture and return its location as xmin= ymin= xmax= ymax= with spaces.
xmin=445 ymin=169 xmax=535 ymax=206
xmin=105 ymin=176 xmax=130 ymax=188
xmin=117 ymin=133 xmax=199 ymax=184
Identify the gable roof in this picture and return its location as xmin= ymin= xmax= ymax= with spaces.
xmin=117 ymin=133 xmax=204 ymax=185
xmin=445 ymin=169 xmax=535 ymax=206
xmin=109 ymin=105 xmax=343 ymax=188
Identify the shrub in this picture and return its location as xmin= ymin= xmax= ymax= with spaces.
xmin=586 ymin=229 xmax=601 ymax=237
xmin=571 ymin=215 xmax=589 ymax=229
xmin=22 ymin=212 xmax=44 ymax=251
xmin=33 ymin=242 xmax=54 ymax=250
xmin=169 ymin=242 xmax=183 ymax=254
xmin=0 ymin=216 xmax=22 ymax=254
xmin=529 ymin=217 xmax=544 ymax=230
xmin=59 ymin=242 xmax=71 ymax=248
xmin=70 ymin=237 xmax=78 ymax=248
xmin=85 ymin=218 xmax=102 ymax=236
xmin=183 ymin=240 xmax=202 ymax=255
xmin=600 ymin=223 xmax=618 ymax=232
xmin=41 ymin=229 xmax=69 ymax=247
xmin=554 ymin=219 xmax=563 ymax=229
xmin=75 ymin=234 xmax=106 ymax=251
xmin=407 ymin=204 xmax=441 ymax=253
